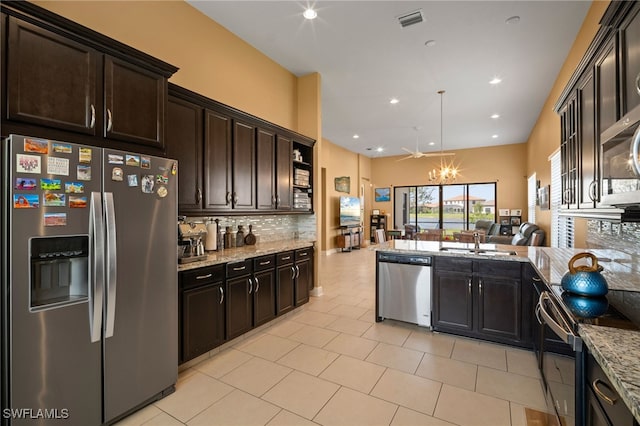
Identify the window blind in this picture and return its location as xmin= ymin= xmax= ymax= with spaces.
xmin=528 ymin=173 xmax=537 ymax=225
xmin=550 ymin=150 xmax=573 ymax=248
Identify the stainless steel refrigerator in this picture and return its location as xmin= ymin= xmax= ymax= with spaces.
xmin=1 ymin=135 xmax=178 ymax=425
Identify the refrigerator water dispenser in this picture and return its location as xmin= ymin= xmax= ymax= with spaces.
xmin=30 ymin=235 xmax=89 ymax=310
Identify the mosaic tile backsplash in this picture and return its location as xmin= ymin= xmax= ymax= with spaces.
xmin=586 ymin=220 xmax=640 ymax=257
xmin=185 ymin=214 xmax=316 ymax=244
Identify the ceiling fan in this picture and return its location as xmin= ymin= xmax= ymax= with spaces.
xmin=397 ymin=127 xmax=455 ymax=161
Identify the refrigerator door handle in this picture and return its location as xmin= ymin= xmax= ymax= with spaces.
xmin=89 ymin=192 xmax=105 ymax=343
xmin=104 ymin=192 xmax=118 ymax=338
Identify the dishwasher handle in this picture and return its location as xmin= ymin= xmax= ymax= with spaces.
xmin=378 ymin=253 xmax=432 ymax=266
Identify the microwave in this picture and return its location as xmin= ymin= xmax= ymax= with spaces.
xmin=601 ymin=110 xmax=640 ymax=207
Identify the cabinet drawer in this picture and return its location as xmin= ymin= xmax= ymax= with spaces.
xmin=277 ymin=251 xmax=294 ymax=265
xmin=226 ymin=259 xmax=253 ymax=278
xmin=435 ymin=256 xmax=473 ymax=272
xmin=587 ymin=353 xmax=634 ymax=425
xmin=477 ymin=260 xmax=521 ymax=278
xmin=254 ymin=255 xmax=276 ymax=272
xmin=181 ymin=264 xmax=224 ymax=290
xmin=295 ymin=248 xmax=313 ymax=261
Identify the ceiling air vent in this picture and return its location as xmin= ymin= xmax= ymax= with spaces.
xmin=397 ymin=9 xmax=424 ymax=28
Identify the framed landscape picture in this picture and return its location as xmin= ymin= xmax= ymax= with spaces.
xmin=375 ymin=187 xmax=390 ymax=202
xmin=538 ymin=185 xmax=550 ymax=210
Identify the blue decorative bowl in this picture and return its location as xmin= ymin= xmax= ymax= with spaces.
xmin=561 ymin=292 xmax=609 ymax=318
xmin=560 ymin=252 xmax=608 ymax=296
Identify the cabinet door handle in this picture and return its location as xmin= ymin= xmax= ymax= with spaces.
xmin=233 ymin=192 xmax=238 ymax=205
xmin=219 ymin=286 xmax=224 ymax=304
xmin=89 ymin=104 xmax=96 ymax=129
xmin=282 ymin=256 xmax=291 ymax=261
xmin=532 ymin=276 xmax=541 ymax=282
xmin=106 ymin=108 xmax=113 ymax=132
xmin=248 ymin=278 xmax=253 ymax=294
xmin=593 ymin=379 xmax=617 ymax=405
xmin=233 ymin=266 xmax=246 ymax=271
xmin=479 ymin=279 xmax=483 ymax=296
xmin=196 ymin=188 xmax=202 ymax=204
xmin=276 ymin=195 xmax=281 ymax=206
xmin=226 ymin=192 xmax=231 ymax=205
xmin=635 ymin=72 xmax=640 ymax=96
xmin=259 ymin=261 xmax=271 ymax=266
xmin=254 ymin=276 xmax=260 ymax=293
xmin=196 ymin=273 xmax=212 ymax=280
xmin=272 ymin=195 xmax=276 ymax=207
xmin=299 ymin=252 xmax=307 ymax=256
xmin=295 ymin=265 xmax=300 ymax=279
xmin=468 ymin=279 xmax=472 ymax=295
xmin=291 ymin=266 xmax=296 ymax=280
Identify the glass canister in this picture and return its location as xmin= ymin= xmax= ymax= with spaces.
xmin=224 ymin=226 xmax=235 ymax=249
xmin=236 ymin=225 xmax=245 ymax=247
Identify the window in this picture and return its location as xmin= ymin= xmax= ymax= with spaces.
xmin=550 ymin=150 xmax=574 ymax=248
xmin=528 ymin=173 xmax=537 ymax=225
xmin=394 ymin=183 xmax=496 ymax=232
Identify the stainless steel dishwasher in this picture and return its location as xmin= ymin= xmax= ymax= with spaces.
xmin=376 ymin=252 xmax=432 ymax=327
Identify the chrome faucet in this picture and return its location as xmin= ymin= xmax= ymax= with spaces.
xmin=473 ymin=232 xmax=480 ymax=250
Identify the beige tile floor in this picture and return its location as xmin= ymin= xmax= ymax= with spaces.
xmin=117 ymin=247 xmax=549 ymax=426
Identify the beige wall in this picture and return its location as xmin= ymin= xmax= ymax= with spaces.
xmin=525 ymin=1 xmax=609 ymax=246
xmin=371 ymin=143 xmax=528 ymax=228
xmin=34 ymin=0 xmax=301 ymax=134
xmin=320 ymin=139 xmax=372 ymax=251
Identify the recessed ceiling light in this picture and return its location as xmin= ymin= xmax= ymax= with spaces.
xmin=376 ymin=147 xmax=384 ymax=152
xmin=424 ymin=40 xmax=436 ymax=47
xmin=506 ymin=16 xmax=520 ymax=25
xmin=491 ymin=114 xmax=500 ymax=119
xmin=428 ymin=141 xmax=435 ymax=146
xmin=489 ymin=77 xmax=502 ymax=85
xmin=389 ymin=98 xmax=399 ymax=104
xmin=492 ymin=134 xmax=499 ymax=139
xmin=353 ymin=134 xmax=360 ymax=139
xmin=303 ymin=8 xmax=317 ymax=20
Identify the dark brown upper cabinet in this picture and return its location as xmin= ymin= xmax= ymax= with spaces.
xmin=621 ymin=6 xmax=640 ymax=116
xmin=167 ymin=84 xmax=314 ymax=216
xmin=166 ymin=96 xmax=203 ymax=211
xmin=232 ymin=119 xmax=257 ymax=210
xmin=204 ymin=109 xmax=233 ymax=211
xmin=2 ymin=3 xmax=177 ymax=152
xmin=6 ymin=17 xmax=98 ymax=135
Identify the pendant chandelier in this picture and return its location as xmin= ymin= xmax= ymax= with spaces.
xmin=428 ymin=90 xmax=459 ymax=185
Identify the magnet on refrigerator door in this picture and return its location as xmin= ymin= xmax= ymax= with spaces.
xmin=16 ymin=154 xmax=41 ymax=173
xmin=112 ymin=168 xmax=123 ymax=181
xmin=77 ymin=165 xmax=91 ymax=181
xmin=40 ymin=178 xmax=61 ymax=190
xmin=43 ymin=193 xmax=65 ymax=207
xmin=141 ymin=175 xmax=154 ymax=193
xmin=65 ymin=182 xmax=84 ymax=193
xmin=157 ymin=186 xmax=168 ymax=198
xmin=79 ymin=147 xmax=92 ymax=163
xmin=69 ymin=196 xmax=87 ymax=208
xmin=24 ymin=138 xmax=49 ymax=154
xmin=15 ymin=178 xmax=36 ymax=190
xmin=127 ymin=175 xmax=138 ymax=187
xmin=141 ymin=157 xmax=151 ymax=169
xmin=52 ymin=143 xmax=72 ymax=154
xmin=13 ymin=194 xmax=39 ymax=208
xmin=108 ymin=154 xmax=124 ymax=165
xmin=43 ymin=212 xmax=66 ymax=226
xmin=125 ymin=155 xmax=140 ymax=167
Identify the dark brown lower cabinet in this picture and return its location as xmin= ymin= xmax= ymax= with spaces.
xmin=294 ymin=248 xmax=314 ymax=306
xmin=179 ymin=265 xmax=225 ymax=364
xmin=586 ymin=350 xmax=637 ymax=426
xmin=433 ymin=257 xmax=526 ymax=347
xmin=276 ymin=251 xmax=295 ymax=315
xmin=253 ymin=255 xmax=276 ymax=327
xmin=226 ymin=260 xmax=253 ymax=340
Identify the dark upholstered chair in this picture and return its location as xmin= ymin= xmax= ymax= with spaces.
xmin=474 ymin=220 xmax=500 ymax=237
xmin=486 ymin=222 xmax=545 ymax=246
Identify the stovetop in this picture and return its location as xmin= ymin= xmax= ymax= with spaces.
xmin=549 ymin=283 xmax=640 ymax=331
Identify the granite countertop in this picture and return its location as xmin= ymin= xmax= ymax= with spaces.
xmin=375 ymin=239 xmax=640 ymax=421
xmin=178 ymin=239 xmax=315 ymax=271
xmin=579 ymin=325 xmax=640 ymax=423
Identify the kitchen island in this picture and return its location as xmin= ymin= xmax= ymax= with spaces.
xmin=375 ymin=239 xmax=640 ymax=424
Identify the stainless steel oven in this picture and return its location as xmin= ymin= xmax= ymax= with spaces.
xmin=536 ymin=291 xmax=584 ymax=426
xmin=600 ymin=108 xmax=640 ymax=207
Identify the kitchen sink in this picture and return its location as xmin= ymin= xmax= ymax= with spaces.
xmin=438 ymin=247 xmax=517 ymax=256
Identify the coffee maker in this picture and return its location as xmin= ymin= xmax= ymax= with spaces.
xmin=178 ymin=221 xmax=208 ymax=264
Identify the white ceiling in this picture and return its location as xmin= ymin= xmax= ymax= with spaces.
xmin=187 ymin=1 xmax=591 ymax=158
